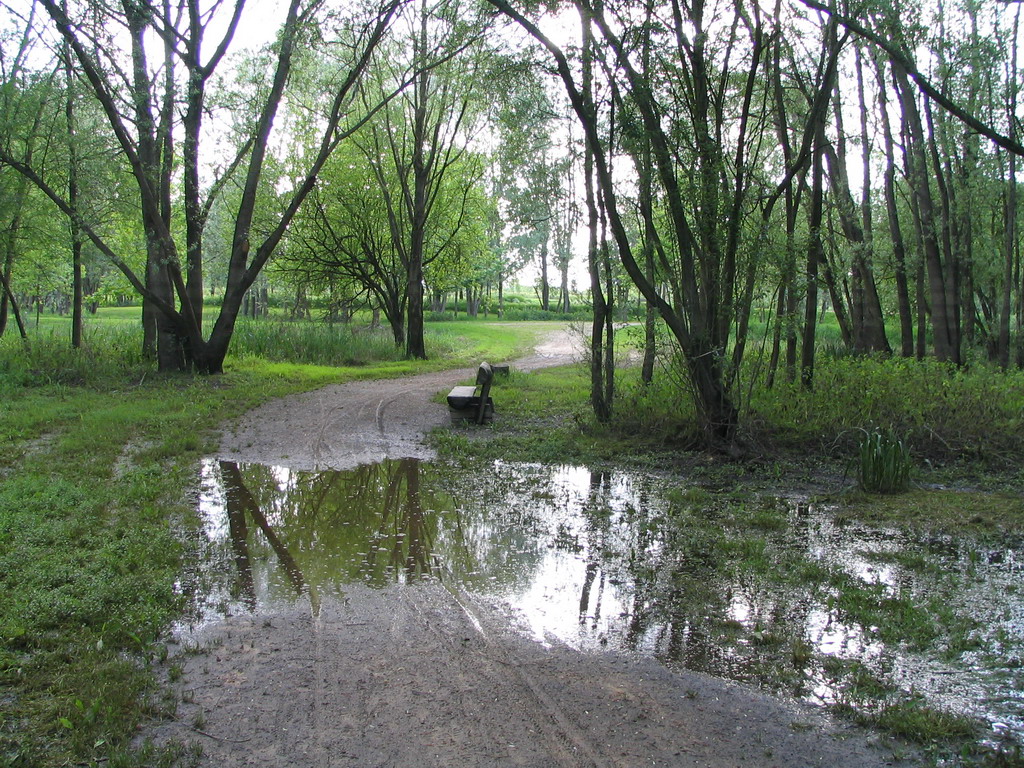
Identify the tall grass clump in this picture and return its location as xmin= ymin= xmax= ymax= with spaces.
xmin=227 ymin=319 xmax=402 ymax=366
xmin=597 ymin=360 xmax=703 ymax=448
xmin=747 ymin=356 xmax=1024 ymax=464
xmin=857 ymin=428 xmax=911 ymax=493
xmin=0 ymin=325 xmax=148 ymax=388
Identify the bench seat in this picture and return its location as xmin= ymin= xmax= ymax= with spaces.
xmin=447 ymin=362 xmax=496 ymax=424
xmin=446 ymin=385 xmax=479 ymax=409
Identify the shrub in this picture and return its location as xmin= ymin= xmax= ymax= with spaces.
xmin=0 ymin=325 xmax=147 ymax=388
xmin=500 ymin=307 xmax=588 ymax=322
xmin=746 ymin=356 xmax=1024 ymax=464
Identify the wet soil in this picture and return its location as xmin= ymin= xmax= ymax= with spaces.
xmin=146 ymin=330 xmax=914 ymax=766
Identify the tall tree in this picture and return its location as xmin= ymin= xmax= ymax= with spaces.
xmin=826 ymin=48 xmax=889 ymax=355
xmin=59 ymin=3 xmax=84 ymax=349
xmin=579 ymin=7 xmax=612 ymax=421
xmin=287 ymin=160 xmax=410 ymax=345
xmin=354 ymin=0 xmax=492 ymax=358
xmin=0 ymin=8 xmax=48 ymax=341
xmin=895 ymin=60 xmax=961 ymax=364
xmin=997 ymin=4 xmax=1021 ymax=369
xmin=2 ymin=0 xmax=399 ymax=372
xmin=872 ymin=48 xmax=915 ymax=358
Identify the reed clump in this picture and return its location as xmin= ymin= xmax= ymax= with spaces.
xmin=858 ymin=428 xmax=911 ymax=494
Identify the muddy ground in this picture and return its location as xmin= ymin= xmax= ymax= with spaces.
xmin=145 ymin=331 xmax=913 ymax=766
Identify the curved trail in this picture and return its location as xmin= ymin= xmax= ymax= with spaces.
xmin=146 ymin=331 xmax=913 ymax=767
xmin=218 ymin=328 xmax=577 ymax=471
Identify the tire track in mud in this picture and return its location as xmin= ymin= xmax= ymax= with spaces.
xmin=442 ymin=582 xmax=614 ymax=768
xmin=311 ymin=606 xmax=328 ymax=768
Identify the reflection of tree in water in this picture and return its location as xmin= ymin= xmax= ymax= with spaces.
xmin=578 ymin=471 xmax=611 ymax=629
xmin=363 ymin=458 xmax=437 ymax=581
xmin=222 ymin=462 xmax=255 ymax=609
xmin=574 ymin=473 xmax=732 ymax=669
xmin=213 ymin=458 xmax=463 ymax=604
xmin=572 ymin=477 xmax=812 ymax=690
xmin=220 ymin=461 xmax=311 ymax=605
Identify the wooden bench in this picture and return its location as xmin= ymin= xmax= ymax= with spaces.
xmin=447 ymin=362 xmax=495 ymax=424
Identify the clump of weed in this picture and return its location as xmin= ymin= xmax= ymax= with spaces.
xmin=857 ymin=428 xmax=911 ymax=494
xmin=823 ymin=659 xmax=981 ymax=757
xmin=0 ymin=326 xmax=148 ymax=388
xmin=873 ymin=697 xmax=979 ymax=745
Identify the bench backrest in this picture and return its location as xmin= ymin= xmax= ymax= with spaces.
xmin=475 ymin=361 xmax=493 ymax=386
xmin=475 ymin=362 xmax=493 ymax=424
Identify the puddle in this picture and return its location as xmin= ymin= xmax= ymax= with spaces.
xmin=181 ymin=456 xmax=1024 ymax=750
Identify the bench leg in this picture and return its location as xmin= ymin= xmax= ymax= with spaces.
xmin=476 ymin=380 xmax=492 ymax=424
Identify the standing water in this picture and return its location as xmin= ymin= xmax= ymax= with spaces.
xmin=182 ymin=456 xmax=1024 ymax=753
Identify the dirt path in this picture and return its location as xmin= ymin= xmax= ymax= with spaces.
xmin=147 ymin=331 xmax=913 ymax=767
xmin=217 ymin=328 xmax=578 ymax=472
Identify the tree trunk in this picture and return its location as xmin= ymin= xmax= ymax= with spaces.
xmin=817 ymin=236 xmax=852 ymax=348
xmin=802 ymin=128 xmax=826 ymax=389
xmin=142 ymin=290 xmax=158 ymax=359
xmin=770 ymin=27 xmax=803 ymax=383
xmin=998 ymin=9 xmax=1020 ymax=368
xmin=558 ymin=261 xmax=570 ymax=314
xmin=636 ymin=30 xmax=657 ymax=387
xmin=403 ymin=4 xmax=430 ymax=360
xmin=0 ymin=207 xmax=22 ymax=339
xmin=895 ymin=63 xmax=959 ymax=364
xmin=0 ymin=269 xmax=27 ymax=340
xmin=389 ymin=309 xmax=405 ymax=348
xmin=639 ymin=184 xmax=656 ymax=385
xmin=581 ymin=11 xmax=610 ymax=422
xmin=875 ymin=54 xmax=914 ymax=357
xmin=998 ymin=139 xmax=1018 ymax=368
xmin=406 ymin=266 xmax=425 ymax=359
xmin=63 ymin=33 xmax=85 ymax=349
xmin=601 ymin=218 xmax=615 ymax=411
xmin=539 ymin=240 xmax=550 ymax=312
xmin=71 ymin=227 xmax=83 ymax=349
xmin=766 ymin=283 xmax=785 ymax=389
xmin=925 ymin=100 xmax=963 ymax=361
xmin=916 ymin=262 xmax=928 ymax=360
xmin=828 ymin=57 xmax=889 ymax=354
